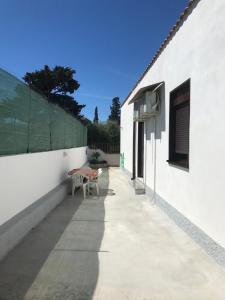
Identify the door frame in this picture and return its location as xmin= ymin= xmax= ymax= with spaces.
xmin=132 ymin=121 xmax=136 ymax=180
xmin=132 ymin=121 xmax=145 ymax=181
xmin=137 ymin=121 xmax=144 ymax=179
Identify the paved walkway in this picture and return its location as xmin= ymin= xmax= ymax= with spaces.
xmin=1 ymin=168 xmax=225 ymax=300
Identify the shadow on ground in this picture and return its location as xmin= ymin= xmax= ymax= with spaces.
xmin=0 ymin=168 xmax=110 ymax=300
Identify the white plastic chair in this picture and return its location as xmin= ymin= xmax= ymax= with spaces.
xmin=87 ymin=168 xmax=103 ymax=196
xmin=71 ymin=173 xmax=89 ymax=199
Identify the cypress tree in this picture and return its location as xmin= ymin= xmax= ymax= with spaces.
xmin=108 ymin=97 xmax=120 ymax=124
xmin=93 ymin=106 xmax=99 ymax=123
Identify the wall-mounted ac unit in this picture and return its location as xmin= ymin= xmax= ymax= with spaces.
xmin=133 ymin=108 xmax=140 ymax=121
xmin=140 ymin=90 xmax=160 ymax=119
xmin=133 ymin=97 xmax=144 ymax=121
xmin=133 ymin=82 xmax=163 ymax=121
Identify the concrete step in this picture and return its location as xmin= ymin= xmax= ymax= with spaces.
xmin=134 ymin=179 xmax=146 ymax=195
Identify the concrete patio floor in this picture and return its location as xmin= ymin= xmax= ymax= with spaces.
xmin=0 ymin=167 xmax=225 ymax=300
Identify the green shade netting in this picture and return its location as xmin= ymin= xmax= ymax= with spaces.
xmin=0 ymin=68 xmax=87 ymax=156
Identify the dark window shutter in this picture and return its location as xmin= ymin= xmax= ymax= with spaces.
xmin=175 ymin=105 xmax=190 ymax=154
xmin=169 ymin=79 xmax=190 ymax=168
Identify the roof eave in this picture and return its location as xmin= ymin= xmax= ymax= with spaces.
xmin=121 ymin=0 xmax=201 ymax=108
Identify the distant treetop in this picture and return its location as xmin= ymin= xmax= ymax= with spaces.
xmin=108 ymin=96 xmax=121 ymax=124
xmin=93 ymin=106 xmax=99 ymax=124
xmin=23 ymin=65 xmax=85 ymax=119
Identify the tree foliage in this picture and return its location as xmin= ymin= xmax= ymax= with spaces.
xmin=87 ymin=120 xmax=120 ymax=145
xmin=93 ymin=106 xmax=99 ymax=123
xmin=23 ymin=65 xmax=85 ymax=118
xmin=108 ymin=97 xmax=121 ymax=124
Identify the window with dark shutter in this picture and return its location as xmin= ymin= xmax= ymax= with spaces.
xmin=168 ymin=79 xmax=190 ymax=169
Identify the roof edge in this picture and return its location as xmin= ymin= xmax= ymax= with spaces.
xmin=121 ymin=0 xmax=201 ymax=107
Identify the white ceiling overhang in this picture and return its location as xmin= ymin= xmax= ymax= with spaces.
xmin=128 ymin=82 xmax=164 ymax=105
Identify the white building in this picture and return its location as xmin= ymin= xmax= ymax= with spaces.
xmin=121 ymin=0 xmax=225 ymax=257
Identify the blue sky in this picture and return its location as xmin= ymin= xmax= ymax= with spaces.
xmin=0 ymin=0 xmax=188 ymax=121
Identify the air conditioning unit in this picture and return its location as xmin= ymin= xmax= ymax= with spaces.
xmin=133 ymin=108 xmax=140 ymax=121
xmin=133 ymin=82 xmax=163 ymax=121
xmin=140 ymin=90 xmax=160 ymax=119
xmin=133 ymin=97 xmax=144 ymax=121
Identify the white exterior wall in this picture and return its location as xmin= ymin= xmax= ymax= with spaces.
xmin=121 ymin=0 xmax=225 ymax=248
xmin=121 ymin=100 xmax=134 ymax=171
xmin=0 ymin=147 xmax=87 ymax=226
